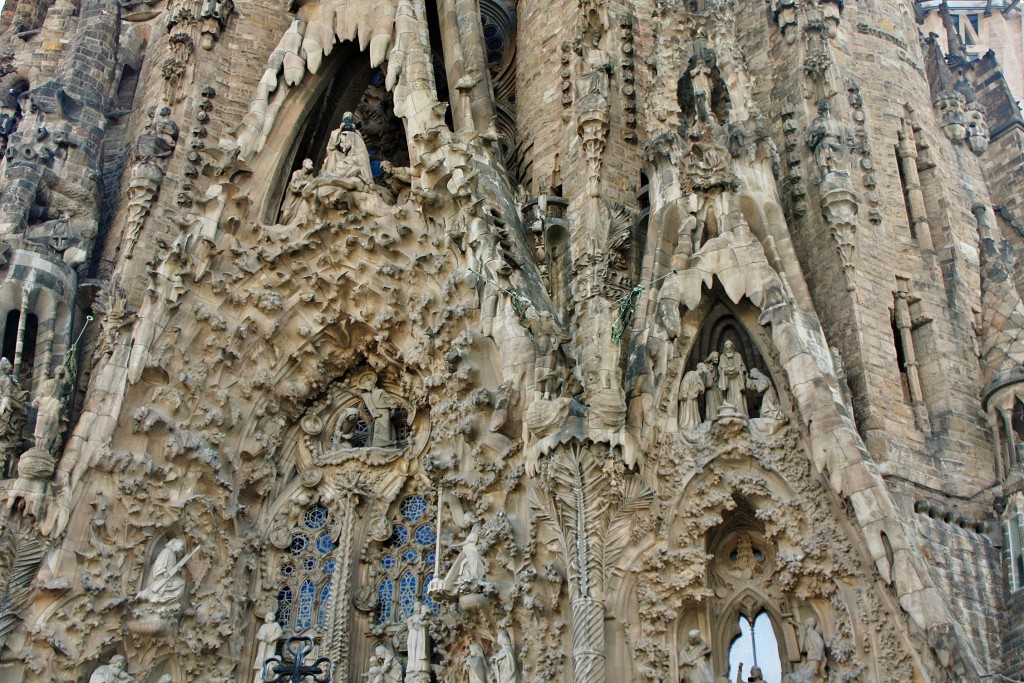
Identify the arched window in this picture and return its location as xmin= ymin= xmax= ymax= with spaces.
xmin=727 ymin=610 xmax=783 ymax=682
xmin=276 ymin=504 xmax=337 ymax=634
xmin=373 ymin=495 xmax=437 ymax=626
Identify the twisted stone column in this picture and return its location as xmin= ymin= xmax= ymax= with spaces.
xmin=571 ymin=597 xmax=606 ymax=683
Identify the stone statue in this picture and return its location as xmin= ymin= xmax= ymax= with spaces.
xmin=366 ymin=642 xmax=402 ymax=683
xmin=138 ymin=538 xmax=189 ymax=605
xmin=703 ymin=352 xmax=723 ymax=420
xmin=679 ymin=629 xmax=715 ymax=683
xmin=490 ymin=629 xmax=519 ymax=683
xmin=279 ymin=158 xmax=314 ymax=225
xmin=527 ymin=310 xmax=569 ymax=400
xmin=679 ymin=363 xmax=708 ymax=432
xmin=124 ymin=106 xmax=180 ymax=259
xmin=746 ymin=666 xmax=765 ymax=682
xmin=440 ymin=523 xmax=487 ymax=593
xmin=717 ymin=341 xmax=747 ymax=417
xmin=89 ymin=655 xmax=131 ymax=683
xmin=253 ymin=611 xmax=284 ymax=683
xmin=787 ymin=615 xmax=826 ymax=680
xmin=333 ymin=406 xmax=361 ymax=448
xmin=805 ymin=101 xmax=850 ymax=176
xmin=405 ymin=602 xmax=431 ymax=682
xmin=356 ymin=372 xmax=398 ymax=448
xmin=31 ymin=364 xmax=73 ymax=455
xmin=308 ymin=112 xmax=381 ymax=214
xmin=747 ymin=368 xmax=784 ymax=420
xmin=465 ymin=641 xmax=489 ymax=683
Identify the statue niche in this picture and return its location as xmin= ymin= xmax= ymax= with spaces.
xmin=675 ymin=308 xmax=787 ymax=437
xmin=301 ymin=371 xmax=413 ymax=465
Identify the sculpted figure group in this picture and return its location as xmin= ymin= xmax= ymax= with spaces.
xmin=677 ymin=341 xmax=786 ymax=432
xmin=277 ymin=111 xmax=402 ymax=225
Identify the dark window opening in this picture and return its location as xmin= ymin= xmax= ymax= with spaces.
xmin=892 ymin=316 xmax=912 ymax=403
xmin=2 ymin=310 xmax=18 ymax=362
xmin=20 ymin=313 xmax=38 ymax=388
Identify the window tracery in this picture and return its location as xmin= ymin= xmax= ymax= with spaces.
xmin=275 ymin=503 xmax=337 ymax=634
xmin=368 ymin=494 xmax=438 ymax=629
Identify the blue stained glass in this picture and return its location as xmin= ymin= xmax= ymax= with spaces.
xmin=304 ymin=556 xmax=316 ymax=571
xmin=425 ymin=551 xmax=436 ymax=567
xmin=402 ymin=548 xmax=419 ymax=564
xmin=316 ymin=531 xmax=335 ymax=554
xmin=415 ymin=523 xmax=435 ymax=546
xmin=376 ymin=578 xmax=394 ymax=625
xmin=323 ymin=558 xmax=336 ymax=575
xmin=400 ymin=496 xmax=428 ymax=523
xmin=296 ymin=579 xmax=315 ymax=630
xmin=303 ymin=505 xmax=328 ymax=530
xmin=399 ymin=570 xmax=417 ymax=619
xmin=423 ymin=573 xmax=436 ymax=613
xmin=391 ymin=525 xmax=409 ymax=547
xmin=318 ymin=582 xmax=332 ymax=627
xmin=381 ymin=554 xmax=396 ymax=571
xmin=289 ymin=533 xmax=309 ymax=556
xmin=276 ymin=586 xmax=293 ymax=626
xmin=280 ymin=564 xmax=295 ymax=577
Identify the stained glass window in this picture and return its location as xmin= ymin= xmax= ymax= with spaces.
xmin=276 ymin=503 xmax=338 ymax=637
xmin=374 ymin=494 xmax=438 ymax=626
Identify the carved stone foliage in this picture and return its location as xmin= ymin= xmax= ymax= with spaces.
xmin=630 ymin=427 xmax=913 ymax=682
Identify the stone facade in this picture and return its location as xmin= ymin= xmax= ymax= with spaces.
xmin=0 ymin=0 xmax=1022 ymax=681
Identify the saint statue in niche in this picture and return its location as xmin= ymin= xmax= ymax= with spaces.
xmin=366 ymin=642 xmax=402 ymax=683
xmin=138 ymin=538 xmax=190 ymax=606
xmin=490 ymin=629 xmax=519 ymax=683
xmin=438 ymin=522 xmax=488 ymax=594
xmin=717 ymin=340 xmax=747 ymax=417
xmin=405 ymin=602 xmax=431 ymax=680
xmin=252 ymin=611 xmax=283 ymax=683
xmin=464 ymin=642 xmax=489 ymax=683
xmin=679 ymin=629 xmax=716 ymax=683
xmin=89 ymin=655 xmax=131 ymax=683
xmin=356 ymin=371 xmax=398 ymax=448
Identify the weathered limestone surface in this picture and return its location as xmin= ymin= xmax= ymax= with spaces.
xmin=0 ymin=0 xmax=1022 ymax=680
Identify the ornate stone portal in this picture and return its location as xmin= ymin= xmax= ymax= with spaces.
xmin=0 ymin=0 xmax=1019 ymax=681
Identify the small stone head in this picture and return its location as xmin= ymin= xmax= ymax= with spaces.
xmin=167 ymin=538 xmax=186 ymax=553
xmin=934 ymin=92 xmax=966 ymax=142
xmin=264 ymin=611 xmax=276 ymax=623
xmin=109 ymin=655 xmax=126 ymax=671
xmin=687 ymin=628 xmax=701 ymax=644
xmin=965 ymin=103 xmax=989 ymax=155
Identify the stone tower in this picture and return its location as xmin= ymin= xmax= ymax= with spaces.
xmin=0 ymin=0 xmax=1022 ymax=679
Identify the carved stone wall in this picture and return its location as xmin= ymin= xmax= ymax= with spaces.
xmin=0 ymin=0 xmax=1021 ymax=680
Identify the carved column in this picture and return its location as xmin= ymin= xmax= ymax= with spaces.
xmin=893 ymin=287 xmax=930 ymax=435
xmin=322 ymin=490 xmax=360 ymax=682
xmin=897 ymin=121 xmax=935 ymax=252
xmin=571 ymin=597 xmax=606 ymax=683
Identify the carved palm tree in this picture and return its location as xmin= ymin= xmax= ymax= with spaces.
xmin=529 ymin=442 xmax=653 ymax=683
